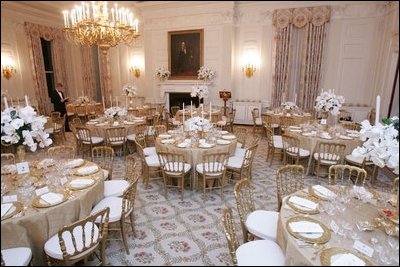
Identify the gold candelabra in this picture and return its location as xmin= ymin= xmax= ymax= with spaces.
xmin=62 ymin=1 xmax=140 ymax=54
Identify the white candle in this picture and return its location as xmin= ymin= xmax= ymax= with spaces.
xmin=190 ymin=101 xmax=193 ymax=118
xmin=375 ymin=95 xmax=380 ymax=125
xmin=25 ymin=95 xmax=29 ymax=106
xmin=201 ymin=104 xmax=204 ymax=120
xmin=209 ymin=102 xmax=212 ymax=121
xmin=116 ymin=96 xmax=119 ymax=107
xmin=102 ymin=96 xmax=105 ymax=110
xmin=110 ymin=95 xmax=112 ymax=107
xmin=182 ymin=106 xmax=185 ymax=124
xmin=294 ymin=93 xmax=297 ymax=104
xmin=3 ymin=97 xmax=8 ymax=109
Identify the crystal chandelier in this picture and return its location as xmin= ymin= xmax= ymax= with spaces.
xmin=62 ymin=1 xmax=140 ymax=54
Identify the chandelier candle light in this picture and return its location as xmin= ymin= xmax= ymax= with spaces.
xmin=62 ymin=1 xmax=140 ymax=54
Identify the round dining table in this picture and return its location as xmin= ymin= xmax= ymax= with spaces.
xmin=1 ymin=158 xmax=104 ymax=265
xmin=276 ymin=185 xmax=399 ymax=266
xmin=85 ymin=117 xmax=146 ymax=138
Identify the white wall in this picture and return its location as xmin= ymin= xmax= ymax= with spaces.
xmin=1 ymin=1 xmax=398 ymax=118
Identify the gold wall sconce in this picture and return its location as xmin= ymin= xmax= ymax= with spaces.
xmin=129 ymin=66 xmax=141 ymax=78
xmin=243 ymin=64 xmax=256 ymax=78
xmin=1 ymin=55 xmax=16 ymax=80
xmin=129 ymin=55 xmax=142 ymax=78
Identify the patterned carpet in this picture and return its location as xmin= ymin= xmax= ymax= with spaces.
xmin=57 ymin=128 xmax=393 ymax=266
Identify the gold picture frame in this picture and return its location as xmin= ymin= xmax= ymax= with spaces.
xmin=168 ymin=29 xmax=204 ymax=79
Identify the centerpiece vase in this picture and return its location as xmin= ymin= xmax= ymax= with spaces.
xmin=327 ymin=113 xmax=338 ymax=127
xmin=16 ymin=145 xmax=26 ymax=162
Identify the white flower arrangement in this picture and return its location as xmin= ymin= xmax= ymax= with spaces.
xmin=191 ymin=85 xmax=209 ymax=100
xmin=352 ymin=117 xmax=399 ymax=174
xmin=122 ymin=84 xmax=138 ymax=97
xmin=282 ymin=101 xmax=297 ymax=110
xmin=1 ymin=106 xmax=53 ymax=152
xmin=154 ymin=67 xmax=171 ymax=81
xmin=184 ymin=116 xmax=212 ymax=132
xmin=197 ymin=66 xmax=216 ymax=82
xmin=315 ymin=90 xmax=345 ymax=116
xmin=104 ymin=106 xmax=127 ymax=119
xmin=75 ymin=96 xmax=91 ymax=104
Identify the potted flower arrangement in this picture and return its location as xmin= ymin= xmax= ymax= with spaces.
xmin=197 ymin=66 xmax=216 ymax=82
xmin=1 ymin=106 xmax=53 ymax=159
xmin=76 ymin=96 xmax=90 ymax=104
xmin=191 ymin=85 xmax=209 ymax=101
xmin=104 ymin=107 xmax=127 ymax=125
xmin=122 ymin=84 xmax=138 ymax=97
xmin=154 ymin=67 xmax=171 ymax=81
xmin=315 ymin=90 xmax=345 ymax=126
xmin=352 ymin=116 xmax=399 ymax=174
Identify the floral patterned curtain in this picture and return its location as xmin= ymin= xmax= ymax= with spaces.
xmin=272 ymin=6 xmax=330 ymax=109
xmin=24 ymin=22 xmax=68 ymax=115
xmin=98 ymin=52 xmax=112 ymax=107
xmin=80 ymin=47 xmax=96 ymax=100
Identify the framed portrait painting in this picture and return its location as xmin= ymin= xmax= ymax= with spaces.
xmin=168 ymin=29 xmax=203 ymax=79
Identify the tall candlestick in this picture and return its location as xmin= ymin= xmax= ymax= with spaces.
xmin=209 ymin=102 xmax=212 ymax=121
xmin=116 ymin=96 xmax=119 ymax=107
xmin=110 ymin=95 xmax=112 ymax=107
xmin=102 ymin=96 xmax=105 ymax=110
xmin=125 ymin=96 xmax=128 ymax=109
xmin=25 ymin=95 xmax=29 ymax=106
xmin=375 ymin=95 xmax=380 ymax=125
xmin=294 ymin=93 xmax=297 ymax=104
xmin=182 ymin=106 xmax=185 ymax=124
xmin=3 ymin=97 xmax=8 ymax=109
xmin=201 ymin=104 xmax=204 ymax=120
xmin=190 ymin=101 xmax=193 ymax=118
xmin=11 ymin=98 xmax=14 ymax=107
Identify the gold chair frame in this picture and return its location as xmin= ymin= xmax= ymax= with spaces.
xmin=276 ymin=164 xmax=305 ymax=210
xmin=328 ymin=164 xmax=367 ymax=186
xmin=233 ymin=178 xmax=255 ymax=243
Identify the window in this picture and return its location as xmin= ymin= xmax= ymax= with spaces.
xmin=40 ymin=38 xmax=54 ymax=97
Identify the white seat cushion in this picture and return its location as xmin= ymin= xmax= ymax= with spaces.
xmin=104 ymin=180 xmax=129 ymax=198
xmin=227 ymin=156 xmax=243 ymax=169
xmin=126 ymin=134 xmax=136 ymax=141
xmin=313 ymin=153 xmax=340 ymax=165
xmin=272 ymin=135 xmax=283 ymax=149
xmin=45 ymin=128 xmax=54 ymax=134
xmin=271 ymin=123 xmax=279 ymax=128
xmin=287 ymin=148 xmax=310 ymax=157
xmin=91 ymin=197 xmax=123 ymax=223
xmin=345 ymin=154 xmax=365 ymax=165
xmin=234 ymin=147 xmax=246 ymax=158
xmin=164 ymin=162 xmax=191 ymax=175
xmin=82 ymin=136 xmax=104 ymax=144
xmin=237 ymin=142 xmax=244 ymax=149
xmin=145 ymin=154 xmax=160 ymax=167
xmin=1 ymin=247 xmax=32 ymax=266
xmin=67 ymin=112 xmax=74 ymax=117
xmin=44 ymin=222 xmax=99 ymax=260
xmin=255 ymin=118 xmax=263 ymax=125
xmin=144 ymin=146 xmax=157 ymax=156
xmin=196 ymin=162 xmax=224 ymax=176
xmin=236 ymin=239 xmax=285 ymax=266
xmin=217 ymin=120 xmax=227 ymax=126
xmin=102 ymin=169 xmax=110 ymax=180
xmin=246 ymin=210 xmax=278 ymax=242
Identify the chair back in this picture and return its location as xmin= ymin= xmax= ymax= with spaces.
xmin=75 ymin=105 xmax=86 ymax=116
xmin=158 ymin=152 xmax=187 ymax=175
xmin=251 ymin=108 xmax=260 ymax=120
xmin=233 ymin=178 xmax=255 ymax=242
xmin=125 ymin=155 xmax=137 ymax=182
xmin=47 ymin=145 xmax=75 ymax=159
xmin=50 ymin=111 xmax=61 ymax=121
xmin=153 ymin=125 xmax=167 ymax=137
xmin=229 ymin=109 xmax=236 ymax=124
xmin=121 ymin=175 xmax=140 ymax=217
xmin=315 ymin=142 xmax=346 ymax=164
xmin=280 ymin=116 xmax=296 ymax=130
xmin=328 ymin=164 xmax=367 ymax=186
xmin=106 ymin=127 xmax=127 ymax=145
xmin=134 ymin=123 xmax=148 ymax=136
xmin=276 ymin=165 xmax=304 ymax=210
xmin=57 ymin=207 xmax=109 ymax=264
xmin=339 ymin=109 xmax=352 ymax=121
xmin=282 ymin=134 xmax=301 ymax=162
xmin=91 ymin=146 xmax=114 ymax=178
xmin=264 ymin=125 xmax=274 ymax=148
xmin=235 ymin=127 xmax=247 ymax=148
xmin=221 ymin=207 xmax=239 ymax=265
xmin=201 ymin=152 xmax=229 ymax=177
xmin=171 ymin=106 xmax=180 ymax=117
xmin=71 ymin=117 xmax=82 ymax=125
xmin=240 ymin=144 xmax=258 ymax=179
xmin=340 ymin=121 xmax=361 ymax=131
xmin=1 ymin=153 xmax=15 ymax=165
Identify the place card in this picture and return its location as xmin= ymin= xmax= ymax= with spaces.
xmin=353 ymin=240 xmax=374 ymax=258
xmin=3 ymin=195 xmax=17 ymax=203
xmin=330 ymin=220 xmax=339 ymax=233
xmin=16 ymin=162 xmax=30 ymax=174
xmin=35 ymin=186 xmax=49 ymax=196
xmin=60 ymin=177 xmax=68 ymax=186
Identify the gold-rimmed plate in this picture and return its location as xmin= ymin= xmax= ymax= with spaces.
xmin=352 ymin=187 xmax=379 ymax=199
xmin=198 ymin=143 xmax=216 ymax=149
xmin=286 ymin=195 xmax=320 ymax=214
xmin=286 ymin=216 xmax=331 ymax=244
xmin=1 ymin=202 xmax=23 ymax=221
xmin=320 ymin=247 xmax=374 ymax=266
xmin=32 ymin=192 xmax=68 ymax=208
xmin=67 ymin=178 xmax=95 ymax=191
xmin=65 ymin=159 xmax=85 ymax=169
xmin=73 ymin=165 xmax=100 ymax=176
xmin=308 ymin=185 xmax=337 ymax=201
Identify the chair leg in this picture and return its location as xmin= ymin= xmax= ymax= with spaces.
xmin=269 ymin=147 xmax=275 ymax=166
xmin=120 ymin=220 xmax=129 ymax=254
xmin=129 ymin=212 xmax=136 ymax=238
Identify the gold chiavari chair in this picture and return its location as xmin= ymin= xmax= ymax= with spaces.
xmin=345 ymin=154 xmax=377 ymax=183
xmin=104 ymin=155 xmax=137 ymax=198
xmin=235 ymin=126 xmax=248 ymax=149
xmin=153 ymin=125 xmax=167 ymax=137
xmin=44 ymin=207 xmax=110 ymax=266
xmin=340 ymin=121 xmax=361 ymax=131
xmin=92 ymin=146 xmax=114 ymax=180
xmin=1 ymin=140 xmax=14 ymax=154
xmin=94 ymin=103 xmax=103 ymax=116
xmin=196 ymin=152 xmax=229 ymax=198
xmin=75 ymin=105 xmax=87 ymax=123
xmin=170 ymin=106 xmax=180 ymax=117
xmin=282 ymin=134 xmax=310 ymax=165
xmin=1 ymin=153 xmax=16 ymax=165
xmin=251 ymin=108 xmax=263 ymax=135
xmin=106 ymin=127 xmax=127 ymax=157
xmin=227 ymin=144 xmax=258 ymax=182
xmin=1 ymin=247 xmax=32 ymax=266
xmin=276 ymin=165 xmax=305 ymax=210
xmin=339 ymin=109 xmax=352 ymax=121
xmin=71 ymin=117 xmax=82 ymax=126
xmin=47 ymin=145 xmax=75 ymax=159
xmin=264 ymin=125 xmax=283 ymax=166
xmin=263 ymin=114 xmax=280 ymax=134
xmin=313 ymin=142 xmax=346 ymax=180
xmin=50 ymin=111 xmax=61 ymax=121
xmin=66 ymin=104 xmax=76 ymax=118
xmin=221 ymin=207 xmax=285 ymax=266
xmin=134 ymin=137 xmax=161 ymax=187
xmin=233 ymin=179 xmax=279 ymax=243
xmin=158 ymin=152 xmax=192 ymax=200
xmin=76 ymin=126 xmax=104 ymax=158
xmin=226 ymin=109 xmax=236 ymax=132
xmin=87 ymin=114 xmax=97 ymax=121
xmin=279 ymin=116 xmax=296 ymax=133
xmin=328 ymin=165 xmax=367 ymax=186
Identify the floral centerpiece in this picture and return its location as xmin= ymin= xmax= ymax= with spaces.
xmin=123 ymin=83 xmax=138 ymax=97
xmin=154 ymin=67 xmax=170 ymax=81
xmin=104 ymin=106 xmax=127 ymax=119
xmin=184 ymin=116 xmax=212 ymax=132
xmin=1 ymin=106 xmax=53 ymax=152
xmin=315 ymin=90 xmax=345 ymax=116
xmin=191 ymin=85 xmax=209 ymax=100
xmin=75 ymin=96 xmax=91 ymax=104
xmin=352 ymin=116 xmax=399 ymax=174
xmin=282 ymin=101 xmax=297 ymax=110
xmin=197 ymin=66 xmax=216 ymax=82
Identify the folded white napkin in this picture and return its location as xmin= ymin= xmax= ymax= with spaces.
xmin=290 ymin=129 xmax=302 ymax=133
xmin=346 ymin=130 xmax=359 ymax=134
xmin=1 ymin=203 xmax=13 ymax=217
xmin=289 ymin=221 xmax=324 ymax=233
xmin=348 ymin=133 xmax=360 ymax=138
xmin=222 ymin=135 xmax=236 ymax=140
xmin=159 ymin=134 xmax=172 ymax=139
xmin=124 ymin=121 xmax=136 ymax=125
xmin=352 ymin=186 xmax=373 ymax=199
xmin=199 ymin=143 xmax=213 ymax=148
xmin=77 ymin=165 xmax=99 ymax=175
xmin=321 ymin=132 xmax=332 ymax=139
xmin=339 ymin=135 xmax=352 ymax=140
xmin=289 ymin=126 xmax=301 ymax=129
xmin=70 ymin=179 xmax=94 ymax=187
xmin=289 ymin=196 xmax=318 ymax=210
xmin=41 ymin=192 xmax=63 ymax=205
xmin=37 ymin=158 xmax=55 ymax=169
xmin=1 ymin=164 xmax=16 ymax=175
xmin=219 ymin=131 xmax=229 ymax=135
xmin=177 ymin=142 xmax=190 ymax=148
xmin=66 ymin=159 xmax=84 ymax=168
xmin=217 ymin=139 xmax=230 ymax=145
xmin=302 ymin=132 xmax=316 ymax=137
xmin=331 ymin=253 xmax=365 ymax=266
xmin=303 ymin=113 xmax=312 ymax=116
xmin=313 ymin=185 xmax=336 ymax=198
xmin=161 ymin=139 xmax=175 ymax=144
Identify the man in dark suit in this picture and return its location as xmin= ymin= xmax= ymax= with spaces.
xmin=51 ymin=82 xmax=70 ymax=131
